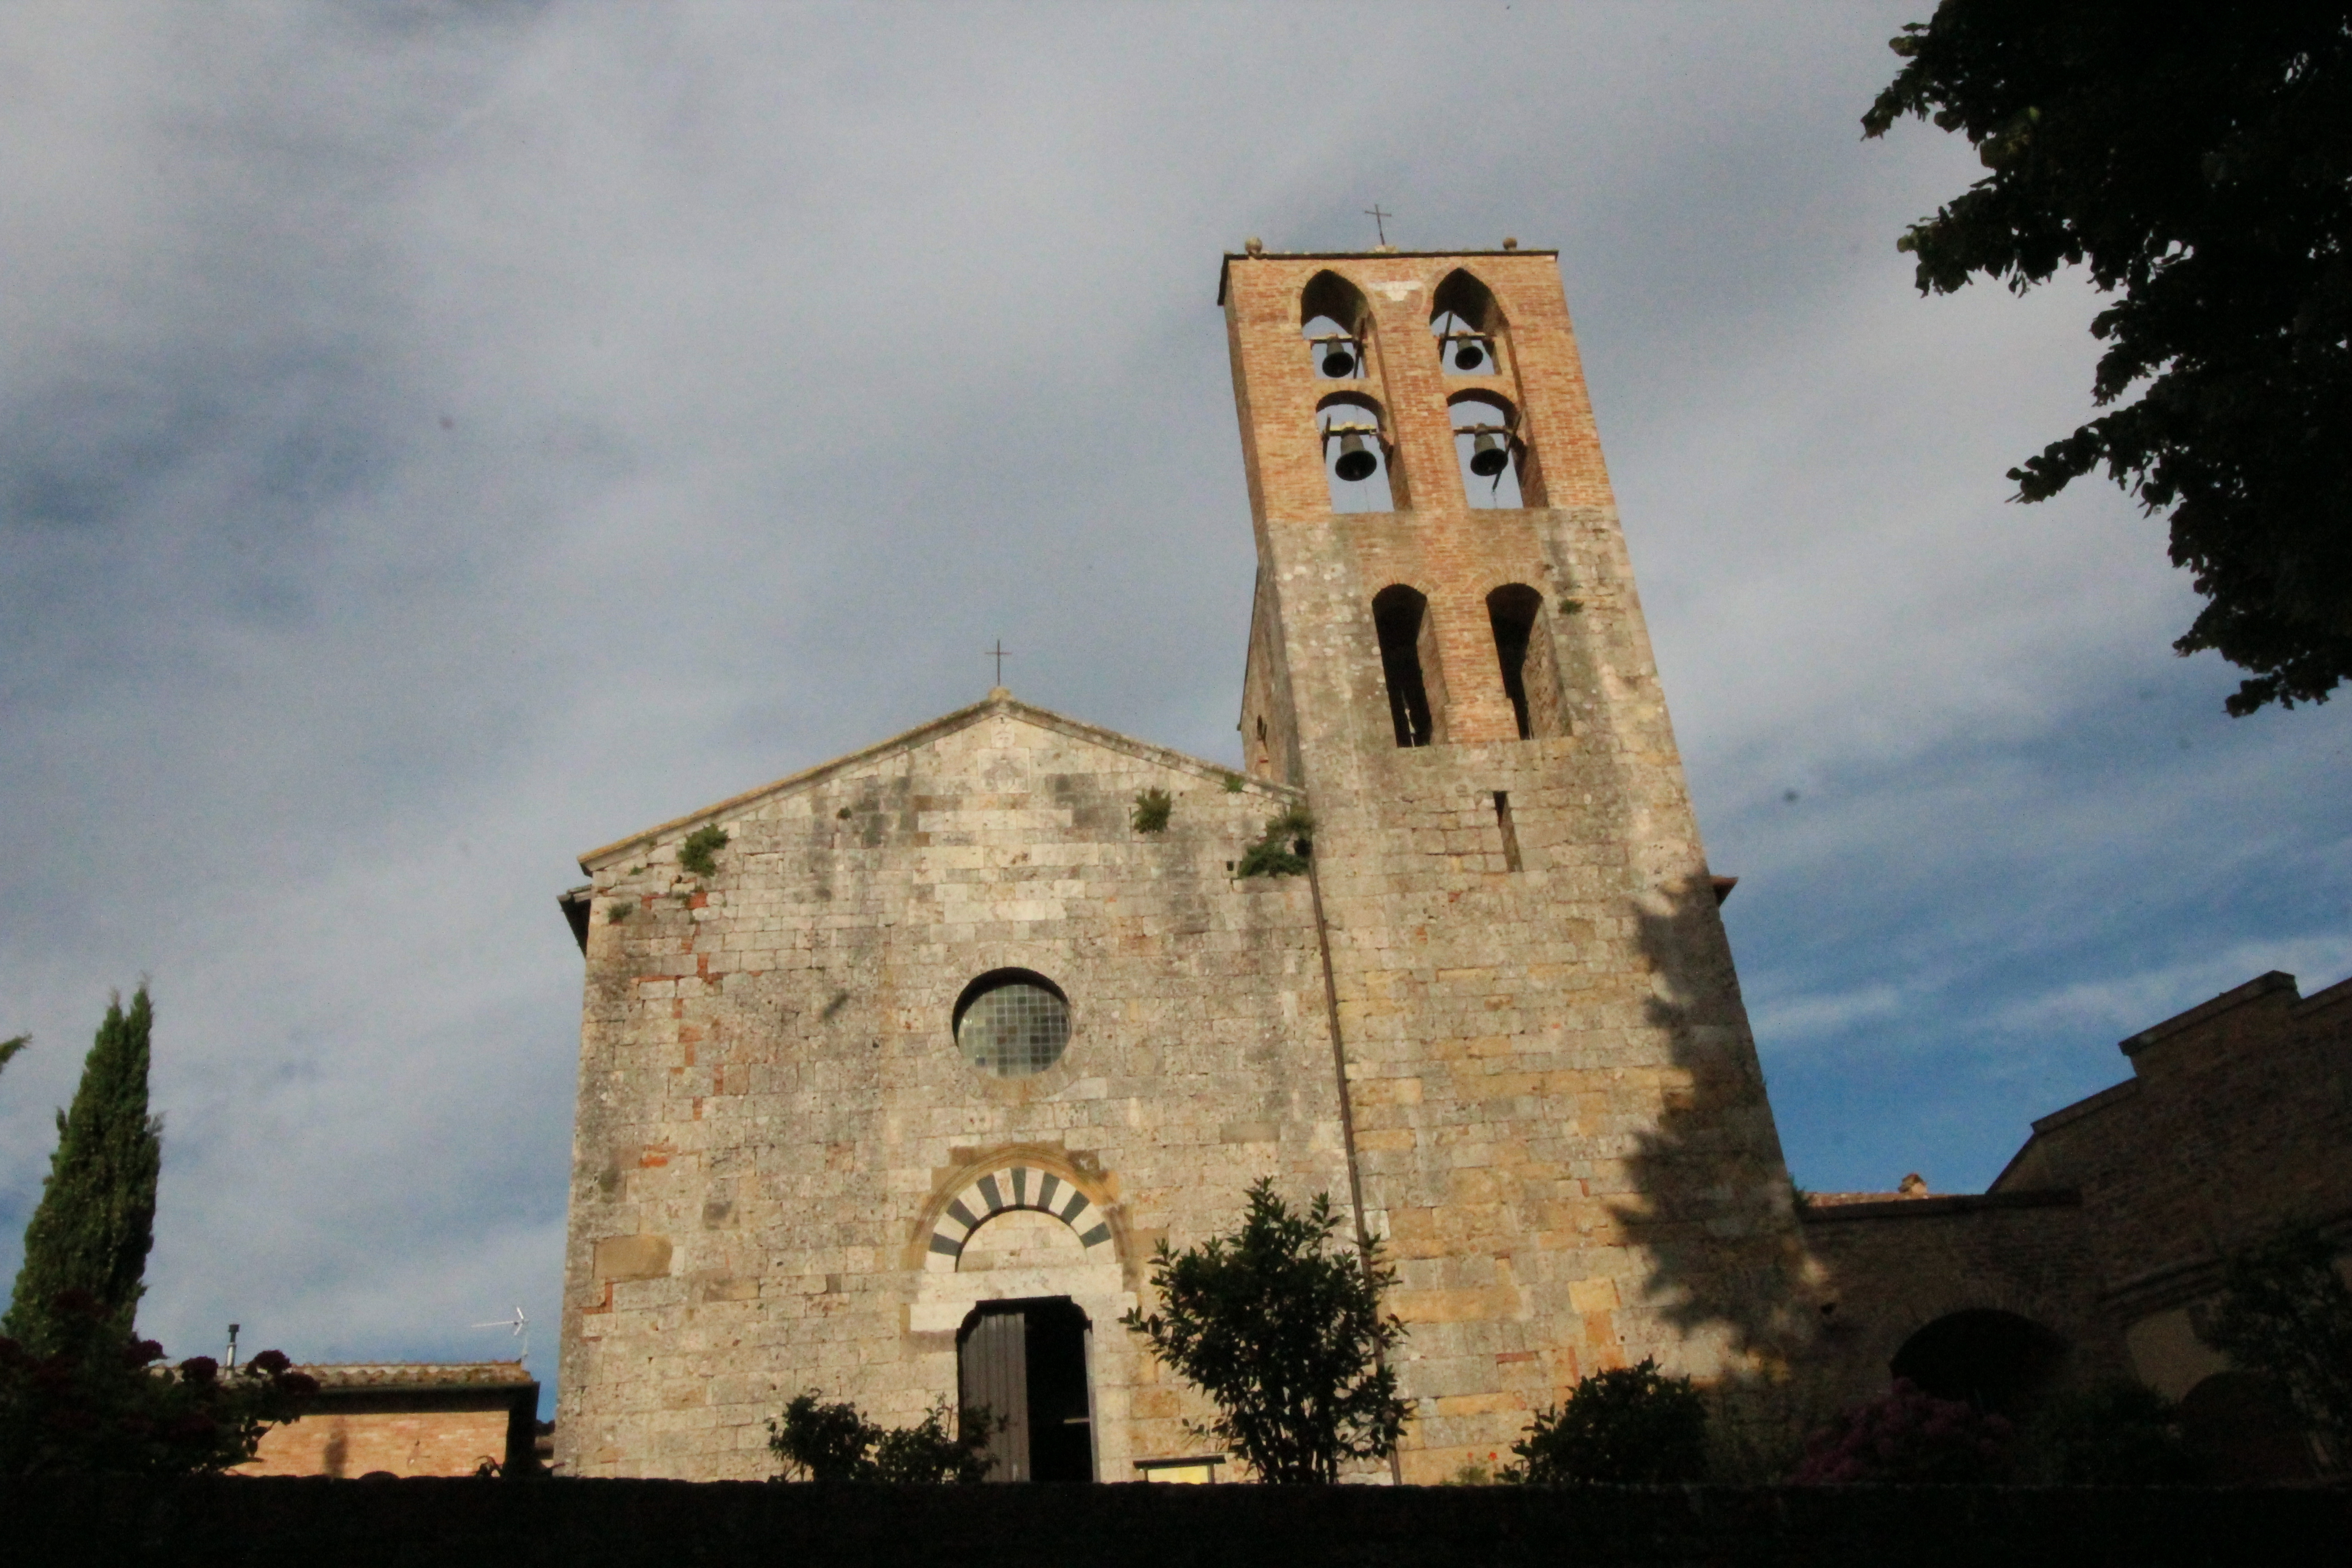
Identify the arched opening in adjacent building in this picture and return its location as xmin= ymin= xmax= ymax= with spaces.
xmin=1430 ymin=268 xmax=1504 ymax=377
xmin=1372 ymin=584 xmax=1443 ymax=747
xmin=958 ymin=1297 xmax=1095 ymax=1482
xmin=1450 ymin=393 xmax=1524 ymax=508
xmin=1890 ymin=1309 xmax=2070 ymax=1419
xmin=1301 ymin=269 xmax=1372 ymax=383
xmin=2180 ymin=1371 xmax=2318 ymax=1483
xmin=1486 ymin=584 xmax=1566 ymax=739
xmin=1318 ymin=394 xmax=1397 ymax=512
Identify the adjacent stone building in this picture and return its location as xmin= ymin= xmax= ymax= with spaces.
xmin=238 ymin=1362 xmax=539 ymax=1478
xmin=554 ymin=246 xmax=1812 ymax=1482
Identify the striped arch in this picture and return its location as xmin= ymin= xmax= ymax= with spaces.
xmin=923 ymin=1166 xmax=1114 ymax=1272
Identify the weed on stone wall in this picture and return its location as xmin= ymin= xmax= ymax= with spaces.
xmin=678 ymin=825 xmax=729 ymax=878
xmin=1236 ymin=806 xmax=1313 ymax=878
xmin=1132 ymin=789 xmax=1173 ymax=834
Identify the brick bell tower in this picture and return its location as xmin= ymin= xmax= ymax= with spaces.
xmin=1223 ymin=243 xmax=1811 ymax=1477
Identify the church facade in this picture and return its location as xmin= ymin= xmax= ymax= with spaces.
xmin=553 ymin=245 xmax=1816 ymax=1482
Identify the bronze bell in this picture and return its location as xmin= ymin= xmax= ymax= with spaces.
xmin=1454 ymin=338 xmax=1487 ymax=372
xmin=1333 ymin=432 xmax=1378 ymax=482
xmin=1322 ymin=344 xmax=1357 ymax=377
xmin=1469 ymin=432 xmax=1508 ymax=477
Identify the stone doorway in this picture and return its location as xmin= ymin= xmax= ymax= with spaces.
xmin=958 ymin=1297 xmax=1095 ymax=1482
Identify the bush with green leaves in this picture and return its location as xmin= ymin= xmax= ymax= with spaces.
xmin=0 ymin=1289 xmax=316 ymax=1475
xmin=1506 ymin=1358 xmax=1709 ymax=1484
xmin=1235 ymin=805 xmax=1313 ymax=879
xmin=1122 ymin=1177 xmax=1406 ymax=1483
xmin=767 ymin=1391 xmax=994 ymax=1483
xmin=1131 ymin=788 xmax=1173 ymax=834
xmin=2196 ymin=1224 xmax=2352 ymax=1466
xmin=2017 ymin=1380 xmax=2201 ymax=1485
xmin=1792 ymin=1378 xmax=2013 ymax=1484
xmin=677 ymin=824 xmax=729 ymax=878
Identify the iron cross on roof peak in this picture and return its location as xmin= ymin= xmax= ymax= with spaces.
xmin=987 ymin=639 xmax=1010 ymax=687
xmin=1364 ymin=205 xmax=1394 ymax=246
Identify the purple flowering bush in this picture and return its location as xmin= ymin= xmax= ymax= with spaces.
xmin=0 ymin=1290 xmax=316 ymax=1475
xmin=1792 ymin=1378 xmax=2014 ymax=1484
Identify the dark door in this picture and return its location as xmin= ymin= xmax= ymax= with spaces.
xmin=958 ymin=1298 xmax=1094 ymax=1482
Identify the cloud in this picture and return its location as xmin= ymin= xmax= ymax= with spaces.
xmin=1 ymin=1 xmax=2346 ymax=1411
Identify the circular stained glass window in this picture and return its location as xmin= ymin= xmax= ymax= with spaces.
xmin=954 ymin=972 xmax=1071 ymax=1078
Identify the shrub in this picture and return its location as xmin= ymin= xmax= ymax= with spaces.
xmin=1235 ymin=806 xmax=1313 ymax=879
xmin=1132 ymin=789 xmax=1173 ymax=834
xmin=2196 ymin=1224 xmax=2352 ymax=1466
xmin=677 ymin=824 xmax=729 ymax=878
xmin=2018 ymin=1380 xmax=2202 ymax=1484
xmin=1508 ymin=1358 xmax=1709 ymax=1484
xmin=1122 ymin=1178 xmax=1406 ymax=1483
xmin=0 ymin=1290 xmax=316 ymax=1475
xmin=1792 ymin=1378 xmax=2013 ymax=1484
xmin=768 ymin=1391 xmax=993 ymax=1483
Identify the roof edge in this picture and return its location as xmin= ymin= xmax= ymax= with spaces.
xmin=2120 ymin=970 xmax=2299 ymax=1058
xmin=1217 ymin=247 xmax=1558 ymax=304
xmin=576 ymin=692 xmax=1295 ymax=872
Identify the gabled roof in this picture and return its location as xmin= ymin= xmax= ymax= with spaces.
xmin=577 ymin=689 xmax=1293 ymax=872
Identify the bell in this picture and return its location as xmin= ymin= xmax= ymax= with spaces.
xmin=1453 ymin=338 xmax=1487 ymax=372
xmin=1469 ymin=432 xmax=1508 ymax=478
xmin=1333 ymin=432 xmax=1378 ymax=482
xmin=1321 ymin=344 xmax=1357 ymax=377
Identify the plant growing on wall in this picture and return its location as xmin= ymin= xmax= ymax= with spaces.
xmin=2196 ymin=1224 xmax=2352 ymax=1467
xmin=767 ymin=1391 xmax=995 ymax=1483
xmin=1505 ymin=1357 xmax=1710 ymax=1484
xmin=1235 ymin=806 xmax=1313 ymax=878
xmin=1122 ymin=1177 xmax=1407 ymax=1483
xmin=677 ymin=824 xmax=729 ymax=878
xmin=1132 ymin=788 xmax=1173 ymax=834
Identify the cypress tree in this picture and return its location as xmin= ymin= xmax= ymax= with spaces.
xmin=3 ymin=988 xmax=162 ymax=1352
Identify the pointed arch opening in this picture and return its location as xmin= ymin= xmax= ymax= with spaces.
xmin=1450 ymin=392 xmax=1524 ymax=508
xmin=1486 ymin=584 xmax=1566 ymax=739
xmin=1372 ymin=585 xmax=1445 ymax=747
xmin=1318 ymin=393 xmax=1397 ymax=512
xmin=1431 ymin=268 xmax=1506 ymax=377
xmin=1301 ymin=270 xmax=1372 ymax=383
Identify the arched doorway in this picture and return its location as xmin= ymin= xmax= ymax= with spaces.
xmin=1891 ymin=1308 xmax=2069 ymax=1417
xmin=2180 ymin=1371 xmax=2317 ymax=1483
xmin=958 ymin=1297 xmax=1095 ymax=1482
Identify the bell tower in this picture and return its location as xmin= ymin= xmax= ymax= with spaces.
xmin=1224 ymin=245 xmax=1810 ymax=1478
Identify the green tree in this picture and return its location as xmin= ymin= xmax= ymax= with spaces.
xmin=0 ymin=1033 xmax=25 ymax=1081
xmin=1507 ymin=1358 xmax=1710 ymax=1484
xmin=3 ymin=988 xmax=162 ymax=1352
xmin=1122 ymin=1178 xmax=1407 ymax=1483
xmin=2196 ymin=1225 xmax=2352 ymax=1465
xmin=1864 ymin=4 xmax=2352 ymax=715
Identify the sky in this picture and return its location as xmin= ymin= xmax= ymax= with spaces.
xmin=3 ymin=2 xmax=2347 ymax=1399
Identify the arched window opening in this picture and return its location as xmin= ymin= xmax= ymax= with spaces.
xmin=1450 ymin=394 xmax=1524 ymax=508
xmin=1318 ymin=395 xmax=1396 ymax=512
xmin=1431 ymin=269 xmax=1505 ymax=377
xmin=1486 ymin=584 xmax=1565 ymax=740
xmin=1372 ymin=585 xmax=1445 ymax=748
xmin=1301 ymin=270 xmax=1372 ymax=382
xmin=1890 ymin=1310 xmax=2070 ymax=1419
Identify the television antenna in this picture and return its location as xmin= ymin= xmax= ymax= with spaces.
xmin=470 ymin=1304 xmax=530 ymax=1368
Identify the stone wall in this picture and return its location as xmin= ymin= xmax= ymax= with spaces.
xmin=558 ymin=700 xmax=1356 ymax=1480
xmin=14 ymin=1475 xmax=2346 ymax=1568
